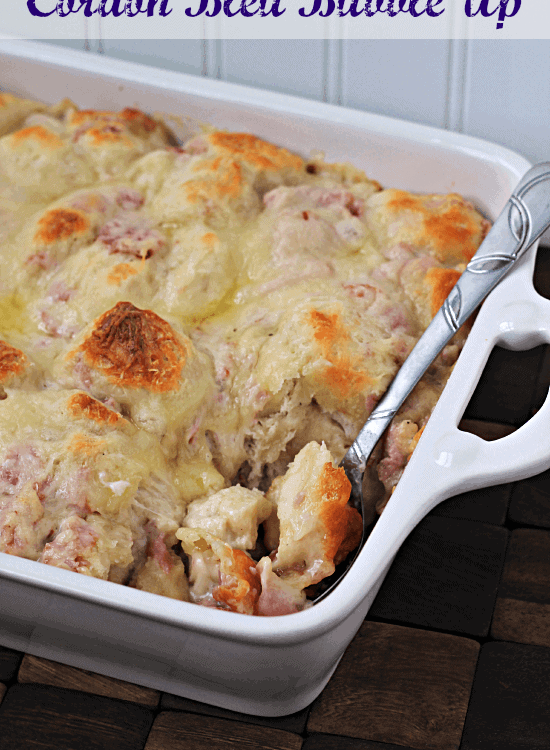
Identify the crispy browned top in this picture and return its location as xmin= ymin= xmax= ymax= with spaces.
xmin=317 ymin=461 xmax=359 ymax=562
xmin=308 ymin=309 xmax=371 ymax=399
xmin=185 ymin=158 xmax=246 ymax=204
xmin=33 ymin=208 xmax=90 ymax=245
xmin=386 ymin=191 xmax=483 ymax=262
xmin=10 ymin=125 xmax=63 ymax=149
xmin=67 ymin=392 xmax=124 ymax=427
xmin=119 ymin=107 xmax=158 ymax=134
xmin=0 ymin=340 xmax=28 ymax=383
xmin=426 ymin=267 xmax=462 ymax=316
xmin=67 ymin=432 xmax=107 ymax=457
xmin=69 ymin=107 xmax=158 ymax=136
xmin=208 ymin=132 xmax=304 ymax=172
xmin=214 ymin=547 xmax=260 ymax=614
xmin=76 ymin=302 xmax=187 ymax=393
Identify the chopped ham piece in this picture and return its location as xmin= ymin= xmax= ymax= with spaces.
xmin=40 ymin=515 xmax=99 ymax=574
xmin=256 ymin=557 xmax=305 ymax=616
xmin=0 ymin=484 xmax=44 ymax=558
xmin=264 ymin=185 xmax=364 ymax=217
xmin=377 ymin=420 xmax=419 ymax=487
xmin=25 ymin=251 xmax=57 ymax=271
xmin=98 ymin=213 xmax=165 ymax=259
xmin=115 ymin=188 xmax=144 ymax=211
xmin=47 ymin=280 xmax=75 ymax=303
xmin=0 ymin=445 xmax=42 ymax=495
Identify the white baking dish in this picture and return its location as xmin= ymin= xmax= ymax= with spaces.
xmin=2 ymin=39 xmax=550 ymax=717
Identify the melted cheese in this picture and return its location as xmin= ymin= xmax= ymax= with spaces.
xmin=0 ymin=92 xmax=488 ymax=614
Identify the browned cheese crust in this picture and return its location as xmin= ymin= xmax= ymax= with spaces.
xmin=73 ymin=302 xmax=187 ymax=393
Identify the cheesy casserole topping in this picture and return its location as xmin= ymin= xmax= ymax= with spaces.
xmin=0 ymin=92 xmax=489 ymax=616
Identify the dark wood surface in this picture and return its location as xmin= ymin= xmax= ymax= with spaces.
xmin=307 ymin=622 xmax=479 ymax=750
xmin=2 ymin=247 xmax=550 ymax=749
xmin=145 ymin=711 xmax=303 ymax=750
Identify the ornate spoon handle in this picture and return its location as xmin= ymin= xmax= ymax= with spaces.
xmin=342 ymin=162 xmax=550 ymax=500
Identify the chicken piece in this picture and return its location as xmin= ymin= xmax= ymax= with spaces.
xmin=182 ymin=486 xmax=272 ymax=551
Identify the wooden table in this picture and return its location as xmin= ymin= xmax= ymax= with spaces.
xmin=2 ymin=250 xmax=550 ymax=750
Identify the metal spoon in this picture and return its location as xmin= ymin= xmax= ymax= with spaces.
xmin=314 ymin=162 xmax=550 ymax=603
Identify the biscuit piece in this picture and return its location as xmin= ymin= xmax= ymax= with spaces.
xmin=0 ymin=339 xmax=29 ymax=387
xmin=59 ymin=302 xmax=215 ymax=451
xmin=182 ymin=486 xmax=272 ymax=551
xmin=151 ymin=131 xmax=306 ymax=228
xmin=262 ymin=442 xmax=362 ymax=593
xmin=366 ymin=189 xmax=490 ymax=264
xmin=177 ymin=527 xmax=260 ymax=615
xmin=0 ymin=91 xmax=45 ymax=136
xmin=0 ymin=389 xmax=184 ymax=579
xmin=66 ymin=107 xmax=173 ymax=179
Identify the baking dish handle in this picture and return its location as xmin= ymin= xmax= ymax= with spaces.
xmin=360 ymin=387 xmax=550 ymax=577
xmin=359 ymin=289 xmax=550 ymax=576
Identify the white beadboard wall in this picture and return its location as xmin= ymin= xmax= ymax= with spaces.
xmin=45 ymin=39 xmax=549 ymax=165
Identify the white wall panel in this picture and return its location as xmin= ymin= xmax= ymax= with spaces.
xmin=40 ymin=39 xmax=205 ymax=74
xmin=100 ymin=40 xmax=205 ymax=77
xmin=341 ymin=40 xmax=450 ymax=129
xmin=464 ymin=41 xmax=550 ymax=165
xmin=221 ymin=40 xmax=325 ymax=101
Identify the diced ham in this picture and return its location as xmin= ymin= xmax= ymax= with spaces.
xmin=56 ymin=468 xmax=91 ymax=515
xmin=264 ymin=185 xmax=364 ymax=217
xmin=40 ymin=515 xmax=99 ymax=573
xmin=143 ymin=521 xmax=175 ymax=573
xmin=151 ymin=533 xmax=173 ymax=574
xmin=97 ymin=213 xmax=165 ymax=259
xmin=0 ymin=484 xmax=44 ymax=559
xmin=0 ymin=445 xmax=42 ymax=495
xmin=385 ymin=243 xmax=416 ymax=262
xmin=115 ymin=188 xmax=144 ymax=211
xmin=72 ymin=357 xmax=93 ymax=389
xmin=377 ymin=420 xmax=419 ymax=486
xmin=183 ymin=135 xmax=209 ymax=155
xmin=25 ymin=251 xmax=57 ymax=271
xmin=256 ymin=557 xmax=305 ymax=616
xmin=364 ymin=393 xmax=379 ymax=414
xmin=398 ymin=254 xmax=436 ymax=287
xmin=39 ymin=310 xmax=78 ymax=339
xmin=47 ymin=280 xmax=75 ymax=303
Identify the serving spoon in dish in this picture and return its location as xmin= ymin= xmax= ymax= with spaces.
xmin=314 ymin=162 xmax=550 ymax=603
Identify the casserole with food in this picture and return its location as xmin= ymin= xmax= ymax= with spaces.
xmin=1 ymin=40 xmax=548 ymax=716
xmin=0 ymin=89 xmax=490 ymax=616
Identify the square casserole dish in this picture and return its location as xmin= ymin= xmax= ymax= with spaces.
xmin=2 ymin=39 xmax=550 ymax=717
